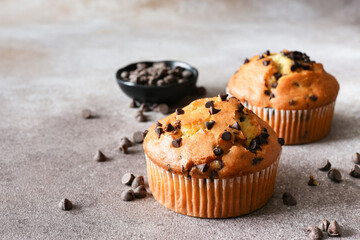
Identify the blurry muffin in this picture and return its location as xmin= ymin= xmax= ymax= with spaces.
xmin=227 ymin=50 xmax=339 ymax=144
xmin=143 ymin=96 xmax=282 ymax=218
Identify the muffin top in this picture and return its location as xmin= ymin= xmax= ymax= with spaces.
xmin=143 ymin=96 xmax=282 ymax=179
xmin=227 ymin=50 xmax=339 ymax=109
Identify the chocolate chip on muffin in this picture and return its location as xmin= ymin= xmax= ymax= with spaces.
xmin=176 ymin=108 xmax=184 ymax=115
xmin=165 ymin=123 xmax=175 ymax=132
xmin=278 ymin=138 xmax=285 ymax=146
xmin=252 ymin=157 xmax=264 ymax=165
xmin=155 ymin=127 xmax=163 ymax=138
xmin=213 ymin=146 xmax=224 ymax=156
xmin=172 ymin=138 xmax=182 ymax=148
xmin=209 ymin=106 xmax=221 ymax=115
xmin=271 ymin=82 xmax=278 ymax=88
xmin=263 ymin=60 xmax=270 ymax=66
xmin=196 ymin=163 xmax=209 ymax=173
xmin=309 ymin=95 xmax=318 ymax=102
xmin=229 ymin=121 xmax=241 ymax=130
xmin=244 ymin=58 xmax=250 ymax=64
xmin=205 ymin=120 xmax=215 ymax=130
xmin=219 ymin=94 xmax=228 ymax=101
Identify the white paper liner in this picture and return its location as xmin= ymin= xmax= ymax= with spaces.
xmin=146 ymin=155 xmax=280 ymax=218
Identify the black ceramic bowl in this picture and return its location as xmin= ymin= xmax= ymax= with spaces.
xmin=116 ymin=60 xmax=198 ymax=104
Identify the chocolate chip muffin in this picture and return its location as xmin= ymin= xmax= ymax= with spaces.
xmin=227 ymin=50 xmax=339 ymax=144
xmin=143 ymin=96 xmax=282 ymax=218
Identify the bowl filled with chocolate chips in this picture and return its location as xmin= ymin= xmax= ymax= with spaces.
xmin=116 ymin=60 xmax=198 ymax=104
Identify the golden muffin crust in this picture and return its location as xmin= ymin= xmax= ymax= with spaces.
xmin=143 ymin=96 xmax=282 ymax=178
xmin=227 ymin=50 xmax=339 ymax=109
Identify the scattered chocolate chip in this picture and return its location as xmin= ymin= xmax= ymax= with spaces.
xmin=131 ymin=176 xmax=145 ymax=188
xmin=119 ymin=144 xmax=128 ymax=154
xmin=221 ymin=131 xmax=232 ymax=141
xmin=129 ymin=99 xmax=139 ymax=108
xmin=135 ymin=112 xmax=147 ymax=122
xmin=121 ymin=189 xmax=135 ymax=201
xmin=327 ymin=220 xmax=341 ymax=237
xmin=229 ymin=121 xmax=241 ymax=130
xmin=263 ymin=60 xmax=270 ymax=66
xmin=120 ymin=137 xmax=132 ymax=148
xmin=352 ymin=152 xmax=360 ymax=164
xmin=252 ymin=157 xmax=264 ymax=165
xmin=317 ymin=220 xmax=329 ymax=232
xmin=308 ymin=175 xmax=318 ymax=186
xmin=139 ymin=103 xmax=151 ymax=112
xmin=142 ymin=130 xmax=148 ymax=139
xmin=165 ymin=123 xmax=175 ymax=132
xmin=122 ymin=173 xmax=135 ymax=186
xmin=171 ymin=138 xmax=182 ymax=148
xmin=350 ymin=165 xmax=360 ymax=178
xmin=205 ymin=101 xmax=214 ymax=108
xmin=289 ymin=99 xmax=295 ymax=106
xmin=156 ymin=104 xmax=169 ymax=114
xmin=209 ymin=106 xmax=221 ymax=115
xmin=309 ymin=95 xmax=318 ymax=102
xmin=244 ymin=58 xmax=250 ymax=64
xmin=81 ymin=108 xmax=92 ymax=119
xmin=156 ymin=121 xmax=162 ymax=128
xmin=134 ymin=185 xmax=147 ymax=198
xmin=269 ymin=93 xmax=275 ymax=99
xmin=318 ymin=159 xmax=331 ymax=171
xmin=213 ymin=146 xmax=224 ymax=156
xmin=155 ymin=127 xmax=163 ymax=138
xmin=271 ymin=82 xmax=278 ymax=88
xmin=175 ymin=108 xmax=184 ymax=115
xmin=59 ymin=198 xmax=73 ymax=211
xmin=264 ymin=90 xmax=271 ymax=95
xmin=196 ymin=163 xmax=209 ymax=173
xmin=282 ymin=192 xmax=297 ymax=206
xmin=274 ymin=72 xmax=282 ymax=79
xmin=133 ymin=131 xmax=145 ymax=143
xmin=306 ymin=226 xmax=323 ymax=240
xmin=328 ymin=169 xmax=342 ymax=183
xmin=94 ymin=150 xmax=107 ymax=162
xmin=278 ymin=138 xmax=285 ymax=146
xmin=219 ymin=94 xmax=228 ymax=101
xmin=205 ymin=120 xmax=215 ymax=130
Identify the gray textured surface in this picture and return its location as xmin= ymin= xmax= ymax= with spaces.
xmin=1 ymin=1 xmax=360 ymax=239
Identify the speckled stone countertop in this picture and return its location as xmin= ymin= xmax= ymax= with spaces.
xmin=1 ymin=1 xmax=360 ymax=239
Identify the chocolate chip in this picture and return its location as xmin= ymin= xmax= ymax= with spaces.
xmin=309 ymin=95 xmax=318 ymax=102
xmin=155 ymin=127 xmax=163 ymax=138
xmin=278 ymin=138 xmax=285 ymax=146
xmin=327 ymin=220 xmax=341 ymax=237
xmin=172 ymin=138 xmax=182 ymax=148
xmin=238 ymin=103 xmax=245 ymax=114
xmin=264 ymin=90 xmax=270 ymax=96
xmin=94 ymin=150 xmax=107 ymax=162
xmin=352 ymin=152 xmax=360 ymax=164
xmin=129 ymin=99 xmax=139 ymax=108
xmin=209 ymin=106 xmax=221 ymax=115
xmin=258 ymin=135 xmax=268 ymax=145
xmin=306 ymin=226 xmax=323 ymax=240
xmin=271 ymin=82 xmax=278 ymax=88
xmin=209 ymin=170 xmax=219 ymax=180
xmin=121 ymin=173 xmax=135 ymax=186
xmin=121 ymin=71 xmax=129 ymax=79
xmin=219 ymin=94 xmax=228 ymax=101
xmin=221 ymin=131 xmax=232 ymax=141
xmin=182 ymin=70 xmax=192 ymax=78
xmin=263 ymin=60 xmax=270 ymax=66
xmin=274 ymin=72 xmax=282 ymax=79
xmin=229 ymin=121 xmax=241 ymax=130
xmin=269 ymin=93 xmax=275 ymax=99
xmin=121 ymin=189 xmax=135 ymax=201
xmin=156 ymin=104 xmax=169 ymax=114
xmin=318 ymin=159 xmax=331 ymax=171
xmin=156 ymin=121 xmax=162 ymax=128
xmin=120 ymin=137 xmax=132 ymax=148
xmin=249 ymin=137 xmax=260 ymax=151
xmin=81 ymin=108 xmax=92 ymax=119
xmin=244 ymin=58 xmax=250 ymax=64
xmin=119 ymin=144 xmax=128 ymax=154
xmin=131 ymin=176 xmax=145 ymax=188
xmin=213 ymin=146 xmax=224 ymax=156
xmin=258 ymin=54 xmax=264 ymax=60
xmin=308 ymin=175 xmax=318 ymax=186
xmin=216 ymin=159 xmax=224 ymax=170
xmin=196 ymin=163 xmax=209 ymax=173
xmin=239 ymin=116 xmax=245 ymax=122
xmin=205 ymin=120 xmax=215 ymax=130
xmin=175 ymin=108 xmax=184 ymax=115
xmin=139 ymin=103 xmax=151 ymax=112
xmin=252 ymin=157 xmax=263 ymax=165
xmin=261 ymin=128 xmax=269 ymax=138
xmin=142 ymin=130 xmax=148 ymax=139
xmin=134 ymin=185 xmax=147 ymax=198
xmin=165 ymin=123 xmax=175 ymax=132
xmin=289 ymin=99 xmax=294 ymax=106
xmin=59 ymin=198 xmax=73 ymax=211
xmin=328 ymin=169 xmax=342 ymax=183
xmin=350 ymin=165 xmax=360 ymax=178
xmin=282 ymin=192 xmax=297 ymax=206
xmin=317 ymin=220 xmax=330 ymax=232
xmin=205 ymin=101 xmax=214 ymax=108
xmin=293 ymin=82 xmax=300 ymax=87
xmin=133 ymin=131 xmax=145 ymax=143
xmin=135 ymin=112 xmax=147 ymax=122
xmin=264 ymin=50 xmax=270 ymax=56
xmin=290 ymin=63 xmax=298 ymax=71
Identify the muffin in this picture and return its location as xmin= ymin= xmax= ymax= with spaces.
xmin=143 ymin=96 xmax=282 ymax=218
xmin=227 ymin=50 xmax=339 ymax=145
